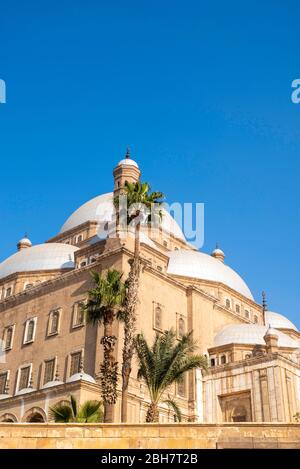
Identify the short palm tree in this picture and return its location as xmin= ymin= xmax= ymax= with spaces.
xmin=115 ymin=181 xmax=164 ymax=423
xmin=83 ymin=269 xmax=125 ymax=423
xmin=135 ymin=329 xmax=208 ymax=423
xmin=49 ymin=395 xmax=103 ymax=423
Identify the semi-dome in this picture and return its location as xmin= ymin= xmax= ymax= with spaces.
xmin=59 ymin=192 xmax=185 ymax=241
xmin=214 ymin=324 xmax=299 ymax=349
xmin=167 ymin=250 xmax=254 ymax=300
xmin=66 ymin=372 xmax=96 ymax=384
xmin=0 ymin=243 xmax=79 ymax=280
xmin=265 ymin=311 xmax=298 ymax=332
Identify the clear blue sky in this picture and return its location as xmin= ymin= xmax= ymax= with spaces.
xmin=1 ymin=1 xmax=299 ymax=326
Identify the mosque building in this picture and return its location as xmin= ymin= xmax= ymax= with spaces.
xmin=0 ymin=154 xmax=299 ymax=423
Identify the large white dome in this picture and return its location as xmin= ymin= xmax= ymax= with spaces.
xmin=59 ymin=192 xmax=185 ymax=241
xmin=265 ymin=311 xmax=298 ymax=332
xmin=0 ymin=243 xmax=79 ymax=280
xmin=167 ymin=249 xmax=254 ymax=300
xmin=214 ymin=324 xmax=299 ymax=349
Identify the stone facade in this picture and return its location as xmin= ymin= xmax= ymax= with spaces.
xmin=0 ymin=155 xmax=299 ymax=424
xmin=0 ymin=423 xmax=300 ymax=449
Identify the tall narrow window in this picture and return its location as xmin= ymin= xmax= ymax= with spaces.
xmin=226 ymin=299 xmax=231 ymax=309
xmin=254 ymin=315 xmax=258 ymax=324
xmin=0 ymin=372 xmax=8 ymax=394
xmin=24 ymin=318 xmax=36 ymax=344
xmin=177 ymin=376 xmax=186 ymax=397
xmin=5 ymin=287 xmax=12 ymax=298
xmin=221 ymin=355 xmax=226 ymax=364
xmin=3 ymin=325 xmax=14 ymax=350
xmin=154 ymin=306 xmax=162 ymax=330
xmin=44 ymin=359 xmax=55 ymax=385
xmin=72 ymin=302 xmax=85 ymax=328
xmin=245 ymin=310 xmax=250 ymax=319
xmin=18 ymin=366 xmax=30 ymax=391
xmin=178 ymin=317 xmax=185 ymax=339
xmin=48 ymin=310 xmax=60 ymax=335
xmin=235 ymin=304 xmax=240 ymax=314
xmin=70 ymin=351 xmax=82 ymax=376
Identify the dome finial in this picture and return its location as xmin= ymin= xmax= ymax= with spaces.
xmin=262 ymin=291 xmax=268 ymax=312
xmin=125 ymin=146 xmax=130 ymax=159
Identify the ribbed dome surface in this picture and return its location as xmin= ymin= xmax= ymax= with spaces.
xmin=167 ymin=249 xmax=254 ymax=300
xmin=214 ymin=324 xmax=299 ymax=349
xmin=0 ymin=243 xmax=78 ymax=280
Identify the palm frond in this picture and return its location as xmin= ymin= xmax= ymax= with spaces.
xmin=163 ymin=397 xmax=182 ymax=422
xmin=49 ymin=404 xmax=73 ymax=423
xmin=70 ymin=394 xmax=77 ymax=418
xmin=77 ymin=400 xmax=103 ymax=423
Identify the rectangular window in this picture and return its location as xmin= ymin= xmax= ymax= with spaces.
xmin=72 ymin=301 xmax=85 ymax=328
xmin=18 ymin=366 xmax=30 ymax=391
xmin=0 ymin=372 xmax=8 ymax=394
xmin=70 ymin=351 xmax=82 ymax=376
xmin=44 ymin=359 xmax=55 ymax=385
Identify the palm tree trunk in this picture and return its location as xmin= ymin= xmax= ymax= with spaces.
xmin=121 ymin=219 xmax=141 ymax=422
xmin=100 ymin=314 xmax=118 ymax=423
xmin=146 ymin=402 xmax=159 ymax=423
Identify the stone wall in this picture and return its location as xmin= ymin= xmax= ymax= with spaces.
xmin=0 ymin=423 xmax=300 ymax=449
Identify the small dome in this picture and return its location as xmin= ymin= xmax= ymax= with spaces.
xmin=17 ymin=236 xmax=32 ymax=248
xmin=0 ymin=243 xmax=79 ymax=280
xmin=66 ymin=372 xmax=96 ymax=384
xmin=264 ymin=326 xmax=278 ymax=337
xmin=41 ymin=380 xmax=64 ymax=389
xmin=117 ymin=158 xmax=139 ymax=168
xmin=211 ymin=246 xmax=225 ymax=263
xmin=214 ymin=324 xmax=299 ymax=349
xmin=265 ymin=311 xmax=298 ymax=332
xmin=167 ymin=249 xmax=253 ymax=300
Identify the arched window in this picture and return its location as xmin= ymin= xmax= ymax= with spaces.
xmin=226 ymin=299 xmax=231 ymax=309
xmin=5 ymin=287 xmax=12 ymax=298
xmin=235 ymin=304 xmax=240 ymax=314
xmin=27 ymin=413 xmax=45 ymax=423
xmin=210 ymin=358 xmax=216 ymax=367
xmin=77 ymin=235 xmax=83 ymax=243
xmin=220 ymin=355 xmax=226 ymax=364
xmin=24 ymin=319 xmax=36 ymax=343
xmin=154 ymin=306 xmax=162 ymax=330
xmin=254 ymin=315 xmax=258 ymax=324
xmin=245 ymin=310 xmax=250 ymax=319
xmin=178 ymin=318 xmax=185 ymax=338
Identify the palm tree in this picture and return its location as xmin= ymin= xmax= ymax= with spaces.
xmin=135 ymin=329 xmax=208 ymax=423
xmin=49 ymin=395 xmax=103 ymax=423
xmin=115 ymin=181 xmax=164 ymax=422
xmin=83 ymin=269 xmax=125 ymax=423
